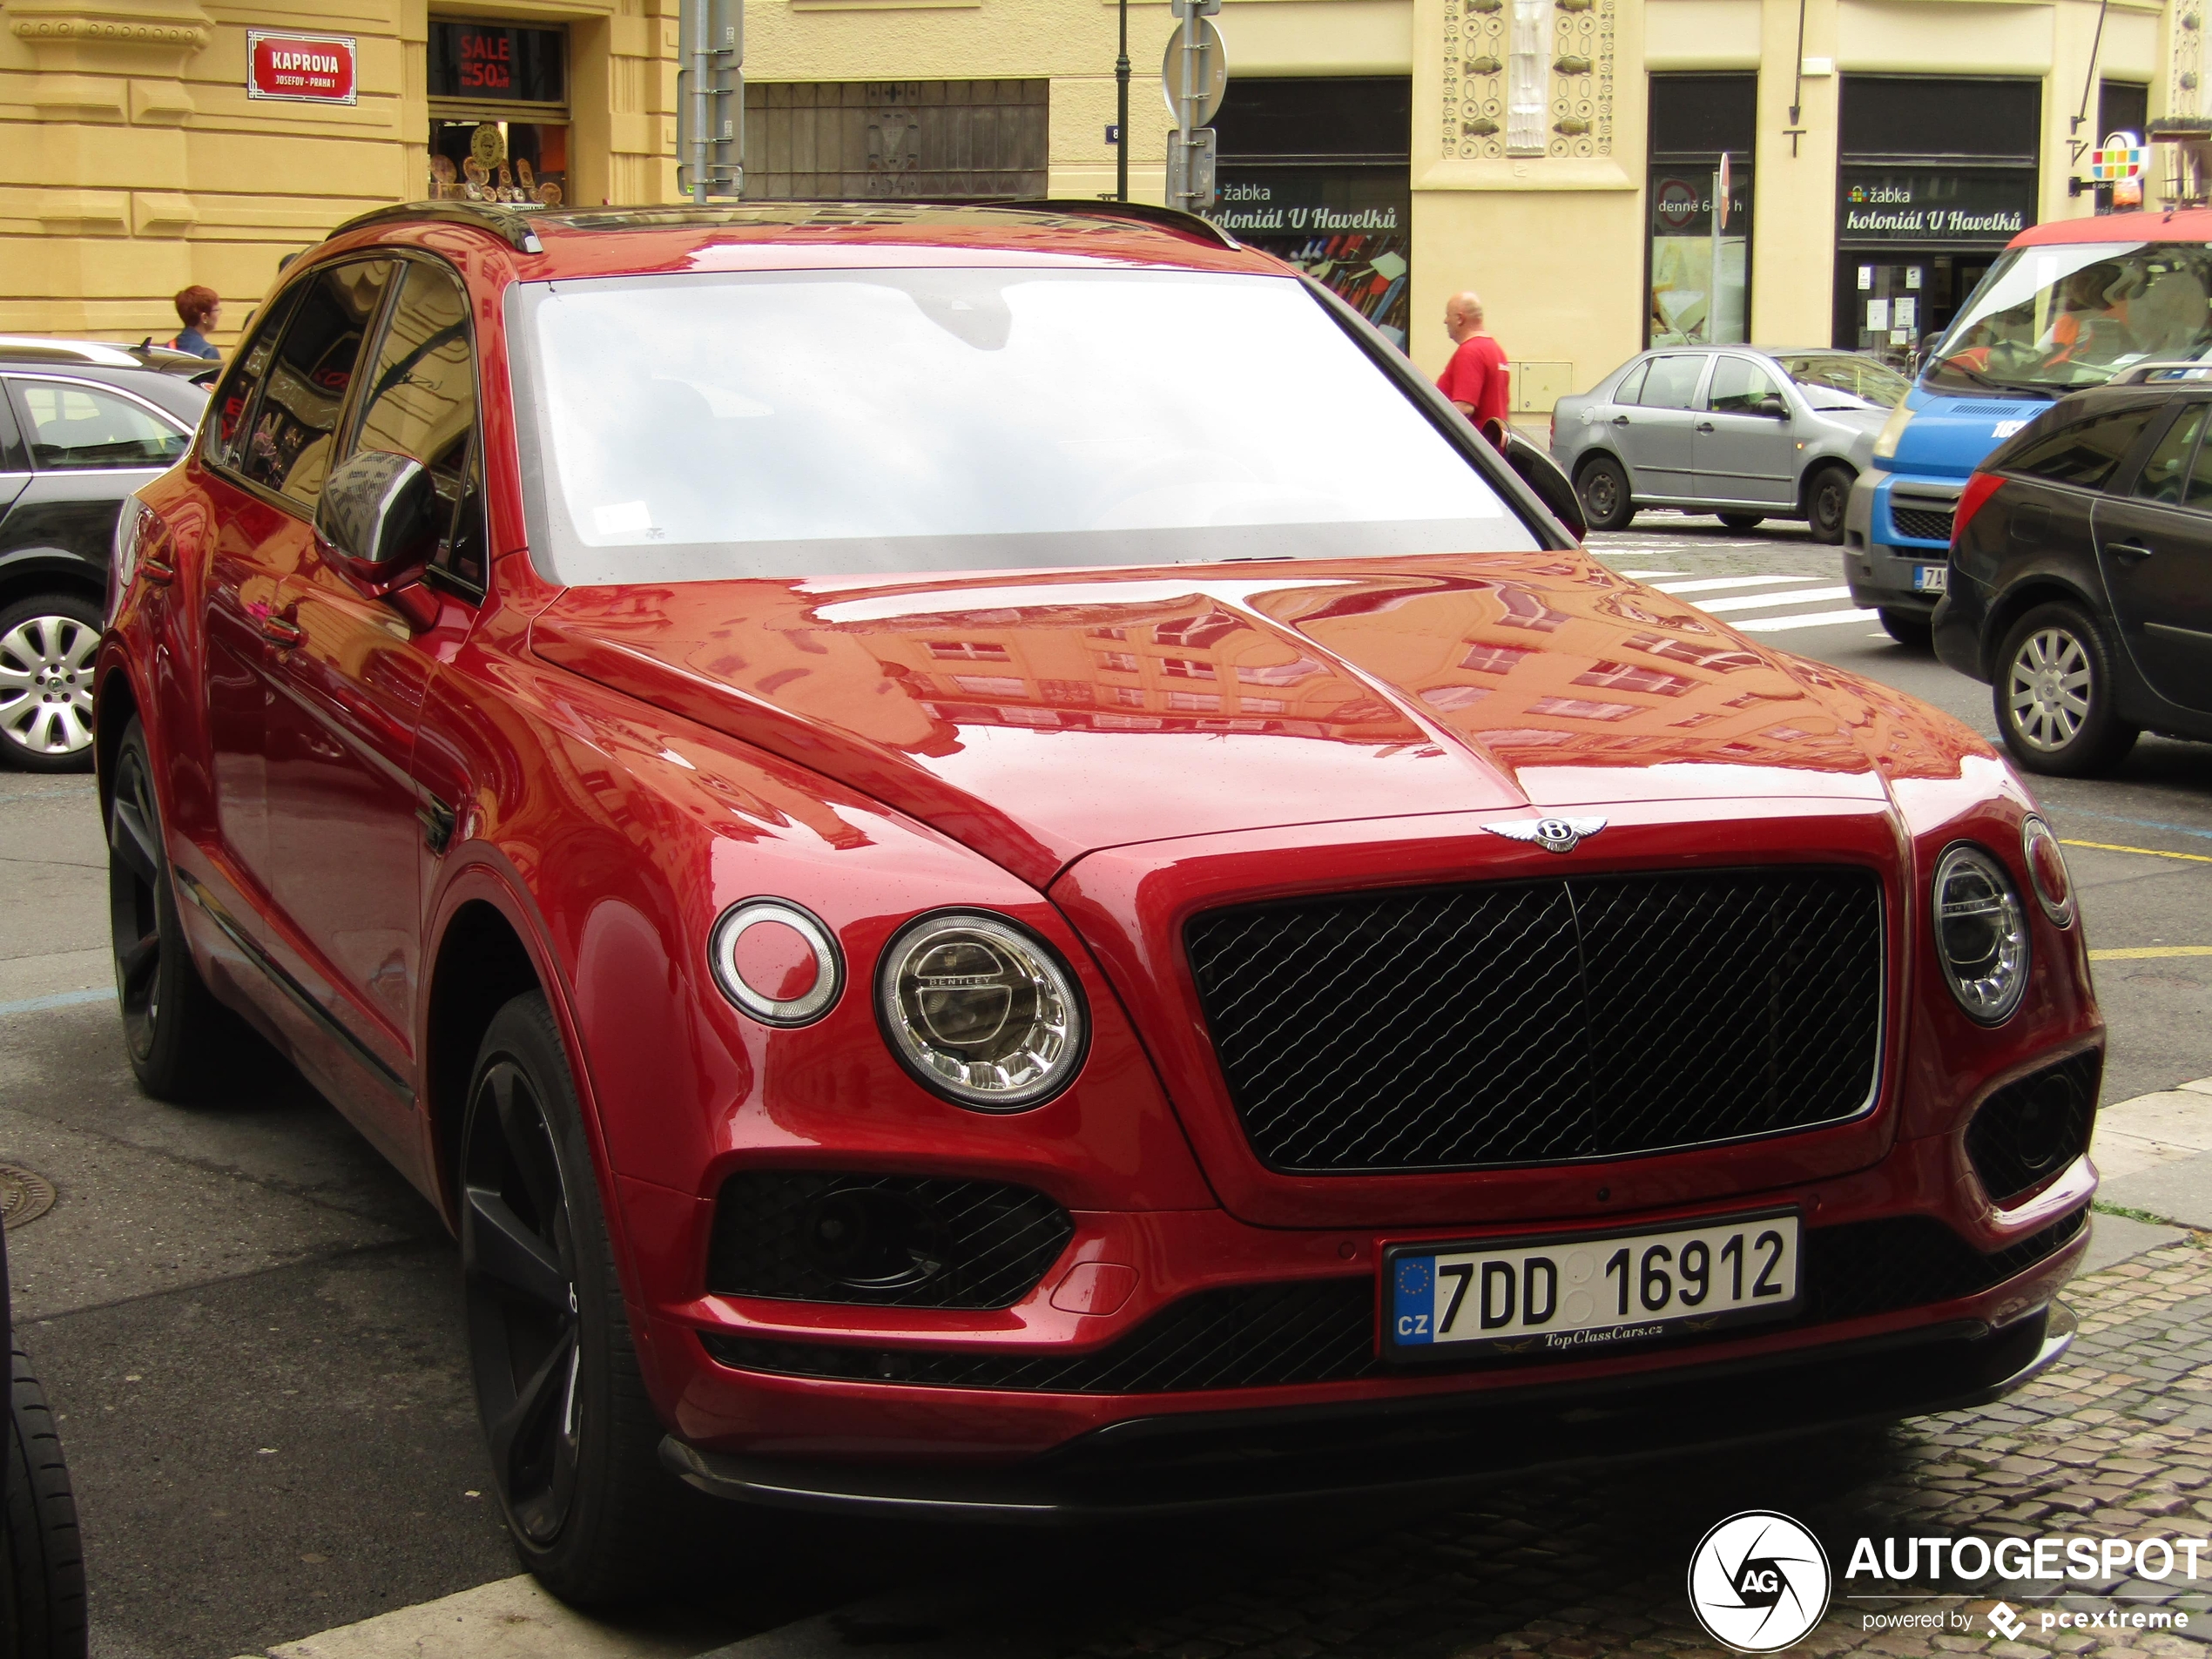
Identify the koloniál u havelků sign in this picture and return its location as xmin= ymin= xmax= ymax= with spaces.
xmin=245 ymin=30 xmax=358 ymax=104
xmin=1837 ymin=168 xmax=2036 ymax=245
xmin=1204 ymin=170 xmax=1404 ymax=235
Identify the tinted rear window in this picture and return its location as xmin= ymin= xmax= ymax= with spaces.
xmin=2001 ymin=407 xmax=2157 ymax=489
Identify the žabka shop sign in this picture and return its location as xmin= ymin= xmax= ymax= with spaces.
xmin=245 ymin=30 xmax=358 ymax=105
xmin=1838 ymin=168 xmax=2034 ymax=243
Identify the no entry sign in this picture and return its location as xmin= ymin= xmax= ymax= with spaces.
xmin=246 ymin=30 xmax=359 ymax=105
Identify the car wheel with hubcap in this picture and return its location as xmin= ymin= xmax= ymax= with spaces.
xmin=1716 ymin=512 xmax=1764 ymax=532
xmin=108 ymin=717 xmax=245 ymax=1102
xmin=0 ymin=596 xmax=101 ymax=773
xmin=1804 ymin=463 xmax=1853 ymax=545
xmin=1575 ymin=454 xmax=1635 ymax=533
xmin=1993 ymin=601 xmax=2139 ymax=776
xmin=462 ymin=991 xmax=697 ymax=1607
xmin=1878 ymin=608 xmax=1933 ymax=650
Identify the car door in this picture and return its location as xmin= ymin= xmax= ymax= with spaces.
xmin=0 ymin=371 xmax=190 ymax=589
xmin=1692 ymin=355 xmax=1796 ymax=506
xmin=260 ymin=253 xmax=482 ymax=1071
xmin=1613 ymin=352 xmax=1707 ymax=500
xmin=2092 ymin=395 xmax=2212 ymax=713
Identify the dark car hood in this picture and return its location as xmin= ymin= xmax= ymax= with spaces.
xmin=529 ymin=552 xmax=1926 ymax=888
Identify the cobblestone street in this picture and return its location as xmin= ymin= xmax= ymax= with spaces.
xmin=1028 ymin=1233 xmax=2212 ymax=1659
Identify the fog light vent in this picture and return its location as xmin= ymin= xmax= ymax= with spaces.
xmin=707 ymin=1170 xmax=1074 ymax=1309
xmin=1964 ymin=1051 xmax=2101 ymax=1205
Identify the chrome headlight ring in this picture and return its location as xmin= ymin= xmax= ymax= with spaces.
xmin=708 ymin=899 xmax=843 ymax=1027
xmin=2020 ymin=815 xmax=2076 ymax=928
xmin=875 ymin=910 xmax=1089 ymax=1111
xmin=1932 ymin=843 xmax=2031 ymax=1025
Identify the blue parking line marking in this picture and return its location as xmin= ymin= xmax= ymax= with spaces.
xmin=2056 ymin=806 xmax=2212 ymax=845
xmin=0 ymin=988 xmax=113 ymax=1018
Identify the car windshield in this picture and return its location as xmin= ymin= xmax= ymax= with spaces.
xmin=510 ymin=268 xmax=1536 ymax=584
xmin=1774 ymin=354 xmax=1911 ymax=408
xmin=1922 ymin=240 xmax=2212 ymax=397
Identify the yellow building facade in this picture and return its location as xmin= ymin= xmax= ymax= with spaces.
xmin=2 ymin=0 xmax=2178 ymax=405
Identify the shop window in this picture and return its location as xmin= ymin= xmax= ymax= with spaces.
xmin=1648 ymin=75 xmax=1755 ymax=347
xmin=428 ymin=19 xmax=568 ymax=204
xmin=744 ymin=82 xmax=1048 ymax=201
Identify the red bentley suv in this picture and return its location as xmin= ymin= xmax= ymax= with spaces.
xmin=97 ymin=201 xmax=2101 ymax=1605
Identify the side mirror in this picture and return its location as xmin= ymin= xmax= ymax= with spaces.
xmin=1501 ymin=427 xmax=1588 ymax=541
xmin=1757 ymin=393 xmax=1791 ymax=417
xmin=314 ymin=449 xmax=440 ymax=592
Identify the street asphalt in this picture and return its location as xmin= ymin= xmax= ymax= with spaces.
xmin=0 ymin=514 xmax=2204 ymax=1658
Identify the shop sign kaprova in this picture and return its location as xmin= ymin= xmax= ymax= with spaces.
xmin=1838 ymin=168 xmax=2033 ymax=245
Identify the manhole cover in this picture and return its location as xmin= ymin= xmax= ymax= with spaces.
xmin=0 ymin=1165 xmax=57 ymax=1231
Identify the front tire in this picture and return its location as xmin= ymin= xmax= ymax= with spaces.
xmin=1993 ymin=602 xmax=2139 ymax=776
xmin=3 ymin=1341 xmax=88 ymax=1659
xmin=108 ymin=718 xmax=244 ymax=1102
xmin=1804 ymin=464 xmax=1853 ymax=545
xmin=462 ymin=991 xmax=694 ymax=1607
xmin=1576 ymin=453 xmax=1635 ymax=532
xmin=1878 ymin=608 xmax=1933 ymax=650
xmin=0 ymin=596 xmax=100 ymax=774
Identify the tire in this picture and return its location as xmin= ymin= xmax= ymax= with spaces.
xmin=0 ymin=595 xmax=100 ymax=774
xmin=1575 ymin=453 xmax=1635 ymax=532
xmin=461 ymin=991 xmax=700 ymax=1607
xmin=1804 ymin=463 xmax=1854 ymax=545
xmin=1878 ymin=608 xmax=1934 ymax=650
xmin=1993 ymin=602 xmax=2140 ymax=777
xmin=108 ymin=717 xmax=246 ymax=1102
xmin=2 ymin=1342 xmax=87 ymax=1659
xmin=1716 ymin=512 xmax=1765 ymax=532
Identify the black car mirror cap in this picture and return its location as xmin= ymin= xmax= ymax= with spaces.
xmin=1758 ymin=393 xmax=1791 ymax=417
xmin=314 ymin=449 xmax=441 ymax=596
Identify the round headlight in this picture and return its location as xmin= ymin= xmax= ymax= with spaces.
xmin=877 ymin=913 xmax=1087 ymax=1110
xmin=2020 ymin=815 xmax=2075 ymax=927
xmin=1932 ymin=844 xmax=2030 ymax=1024
xmin=709 ymin=900 xmax=842 ymax=1026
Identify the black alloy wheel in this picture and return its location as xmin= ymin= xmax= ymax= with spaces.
xmin=1576 ymin=453 xmax=1635 ymax=532
xmin=1804 ymin=464 xmax=1853 ymax=544
xmin=1878 ymin=608 xmax=1934 ymax=650
xmin=1993 ymin=601 xmax=2140 ymax=777
xmin=1716 ymin=512 xmax=1765 ymax=532
xmin=107 ymin=718 xmax=236 ymax=1101
xmin=461 ymin=992 xmax=692 ymax=1606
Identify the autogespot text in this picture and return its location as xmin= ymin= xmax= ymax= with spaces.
xmin=1845 ymin=1534 xmax=2212 ymax=1583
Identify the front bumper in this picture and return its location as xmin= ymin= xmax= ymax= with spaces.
xmin=1844 ymin=469 xmax=1959 ymax=613
xmin=662 ymin=1301 xmax=2076 ymax=1520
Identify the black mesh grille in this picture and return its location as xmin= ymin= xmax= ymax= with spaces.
xmin=1966 ymin=1052 xmax=2101 ymax=1205
xmin=707 ymin=1171 xmax=1074 ymax=1310
xmin=1891 ymin=507 xmax=1955 ymax=543
xmin=1184 ymin=868 xmax=1883 ymax=1172
xmin=698 ymin=1208 xmax=2085 ymax=1392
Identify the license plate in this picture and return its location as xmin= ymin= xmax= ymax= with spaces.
xmin=1913 ymin=564 xmax=1948 ymax=592
xmin=1385 ymin=1211 xmax=1801 ymax=1361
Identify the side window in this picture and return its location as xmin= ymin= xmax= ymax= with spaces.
xmin=1636 ymin=355 xmax=1707 ymax=410
xmin=1612 ymin=361 xmax=1650 ymax=406
xmin=206 ymin=286 xmax=300 ymax=471
xmin=351 ymin=259 xmax=482 ymax=588
xmin=12 ymin=380 xmax=188 ymax=470
xmin=0 ymin=381 xmax=30 ymax=471
xmin=2134 ymin=406 xmax=2206 ymax=506
xmin=1706 ymin=357 xmax=1780 ymax=415
xmin=2006 ymin=408 xmax=2157 ymax=490
xmin=2187 ymin=413 xmax=2212 ymax=510
xmin=238 ymin=259 xmax=393 ymax=507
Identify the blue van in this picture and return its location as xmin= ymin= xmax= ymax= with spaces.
xmin=1844 ymin=211 xmax=2212 ymax=642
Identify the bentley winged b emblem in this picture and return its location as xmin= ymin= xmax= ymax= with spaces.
xmin=1482 ymin=815 xmax=1608 ymax=854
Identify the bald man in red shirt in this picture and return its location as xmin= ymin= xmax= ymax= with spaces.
xmin=1437 ymin=291 xmax=1511 ymax=450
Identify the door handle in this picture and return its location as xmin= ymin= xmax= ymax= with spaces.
xmin=260 ymin=608 xmax=304 ymax=648
xmin=1696 ymin=421 xmax=1716 ymax=434
xmin=139 ymin=556 xmax=176 ymax=584
xmin=1611 ymin=415 xmax=1630 ymax=426
xmin=2107 ymin=541 xmax=2156 ymax=563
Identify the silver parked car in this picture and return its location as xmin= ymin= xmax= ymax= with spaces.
xmin=1549 ymin=347 xmax=1905 ymax=539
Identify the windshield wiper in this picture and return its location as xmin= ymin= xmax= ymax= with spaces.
xmin=1928 ymin=359 xmax=2059 ymax=399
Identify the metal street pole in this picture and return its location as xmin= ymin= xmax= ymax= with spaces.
xmin=1115 ymin=0 xmax=1130 ymax=202
xmin=689 ymin=0 xmax=710 ymax=204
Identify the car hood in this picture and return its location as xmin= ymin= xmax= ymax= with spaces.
xmin=529 ymin=551 xmax=1959 ymax=888
xmin=1883 ymin=391 xmax=2054 ymax=480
